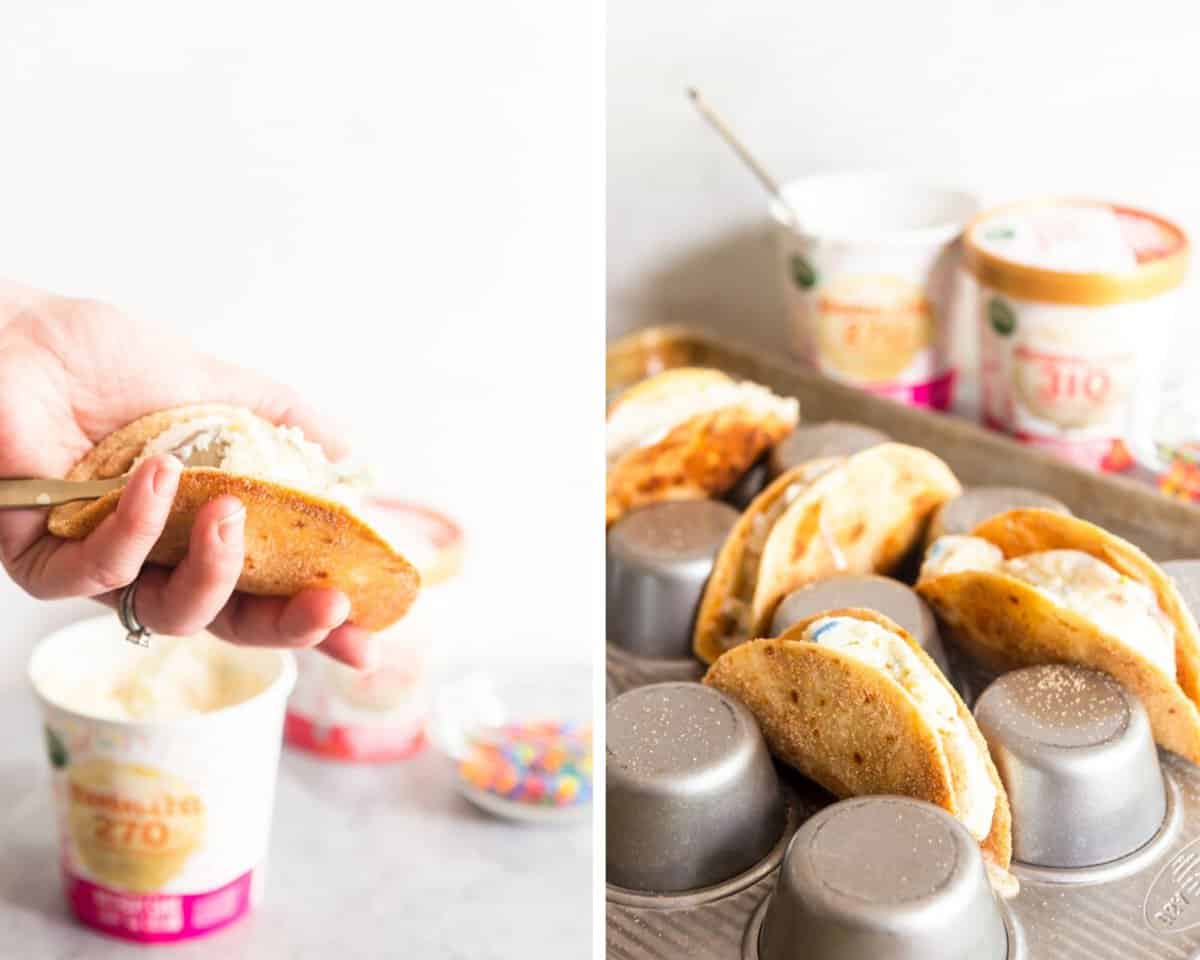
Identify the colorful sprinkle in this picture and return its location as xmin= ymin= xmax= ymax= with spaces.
xmin=810 ymin=619 xmax=843 ymax=642
xmin=458 ymin=721 xmax=592 ymax=809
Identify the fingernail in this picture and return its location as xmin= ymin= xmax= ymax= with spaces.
xmin=216 ymin=503 xmax=246 ymax=545
xmin=153 ymin=456 xmax=181 ymax=496
xmin=328 ymin=593 xmax=352 ymax=629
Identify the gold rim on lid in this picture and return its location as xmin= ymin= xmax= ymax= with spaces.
xmin=963 ymin=198 xmax=1189 ymax=306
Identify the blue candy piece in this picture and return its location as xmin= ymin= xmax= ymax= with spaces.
xmin=809 ymin=618 xmax=845 ymax=642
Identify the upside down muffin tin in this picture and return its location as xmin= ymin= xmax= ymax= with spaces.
xmin=606 ymin=425 xmax=1200 ymax=958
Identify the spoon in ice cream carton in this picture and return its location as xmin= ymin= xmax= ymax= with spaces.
xmin=687 ymin=87 xmax=803 ymax=231
xmin=0 ymin=476 xmax=128 ymax=509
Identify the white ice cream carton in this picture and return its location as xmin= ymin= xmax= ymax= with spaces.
xmin=771 ymin=172 xmax=979 ymax=410
xmin=965 ymin=198 xmax=1189 ymax=472
xmin=284 ymin=498 xmax=463 ymax=762
xmin=30 ymin=617 xmax=295 ymax=943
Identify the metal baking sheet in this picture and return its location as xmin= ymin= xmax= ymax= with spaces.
xmin=606 ymin=325 xmax=1200 ymax=959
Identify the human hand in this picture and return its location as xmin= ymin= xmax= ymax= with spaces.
xmin=0 ymin=280 xmax=375 ymax=667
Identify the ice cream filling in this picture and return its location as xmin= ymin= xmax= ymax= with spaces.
xmin=922 ymin=537 xmax=1176 ymax=678
xmin=717 ymin=459 xmax=841 ymax=648
xmin=802 ymin=615 xmax=996 ymax=841
xmin=38 ymin=632 xmax=271 ymax=723
xmin=920 ymin=535 xmax=1006 ymax=579
xmin=606 ymin=381 xmax=798 ymax=464
xmin=132 ymin=410 xmax=369 ymax=506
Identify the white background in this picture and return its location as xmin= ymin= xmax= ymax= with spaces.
xmin=0 ymin=1 xmax=602 ymax=665
xmin=608 ymin=0 xmax=1200 ymax=378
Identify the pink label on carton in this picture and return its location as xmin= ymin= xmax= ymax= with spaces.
xmin=865 ymin=369 xmax=956 ymax=411
xmin=284 ymin=710 xmax=426 ymax=763
xmin=66 ymin=866 xmax=254 ymax=943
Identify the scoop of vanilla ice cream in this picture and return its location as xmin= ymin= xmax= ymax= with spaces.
xmin=1005 ymin=550 xmax=1176 ymax=678
xmin=921 ymin=535 xmax=1004 ymax=579
xmin=804 ymin=615 xmax=996 ymax=841
xmin=39 ymin=632 xmax=270 ymax=723
xmin=133 ymin=410 xmax=369 ymax=505
xmin=922 ymin=537 xmax=1177 ymax=679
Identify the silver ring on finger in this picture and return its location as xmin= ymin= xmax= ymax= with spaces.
xmin=117 ymin=574 xmax=152 ymax=648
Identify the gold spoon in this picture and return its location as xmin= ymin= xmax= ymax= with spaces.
xmin=0 ymin=477 xmax=127 ymax=509
xmin=686 ymin=87 xmax=803 ymax=231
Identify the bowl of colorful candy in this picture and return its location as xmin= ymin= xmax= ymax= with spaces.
xmin=431 ymin=663 xmax=592 ymax=824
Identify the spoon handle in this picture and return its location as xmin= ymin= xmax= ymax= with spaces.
xmin=0 ymin=476 xmax=128 ymax=509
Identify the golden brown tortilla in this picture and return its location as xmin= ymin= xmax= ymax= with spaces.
xmin=704 ymin=607 xmax=1012 ymax=878
xmin=48 ymin=405 xmax=419 ymax=631
xmin=692 ymin=457 xmax=843 ymax=665
xmin=605 ymin=369 xmax=798 ymax=527
xmin=693 ymin=443 xmax=961 ymax=664
xmin=918 ymin=508 xmax=1200 ymax=764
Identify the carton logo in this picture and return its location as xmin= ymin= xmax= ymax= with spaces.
xmin=815 ymin=274 xmax=934 ymax=382
xmin=789 ymin=254 xmax=817 ymax=290
xmin=67 ymin=760 xmax=206 ymax=893
xmin=1145 ymin=836 xmax=1200 ymax=933
xmin=1013 ymin=345 xmax=1133 ymax=430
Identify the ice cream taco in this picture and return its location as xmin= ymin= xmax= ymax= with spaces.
xmin=48 ymin=405 xmax=419 ymax=631
xmin=918 ymin=508 xmax=1200 ymax=763
xmin=693 ymin=442 xmax=961 ymax=664
xmin=704 ymin=608 xmax=1013 ymax=891
xmin=605 ymin=368 xmax=799 ymax=526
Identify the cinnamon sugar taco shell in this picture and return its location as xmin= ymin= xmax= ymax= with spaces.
xmin=917 ymin=508 xmax=1200 ymax=764
xmin=47 ymin=405 xmax=419 ymax=631
xmin=703 ymin=608 xmax=1014 ymax=892
xmin=692 ymin=443 xmax=961 ymax=665
xmin=605 ymin=368 xmax=799 ymax=527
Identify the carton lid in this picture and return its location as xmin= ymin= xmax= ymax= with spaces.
xmin=363 ymin=497 xmax=463 ymax=586
xmin=964 ymin=199 xmax=1188 ymax=305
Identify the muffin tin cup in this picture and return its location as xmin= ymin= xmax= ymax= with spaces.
xmin=1010 ymin=774 xmax=1182 ymax=887
xmin=605 ymin=642 xmax=704 ymax=684
xmin=767 ymin=421 xmax=889 ymax=478
xmin=752 ymin=796 xmax=1013 ymax=960
xmin=927 ymin=486 xmax=1071 ymax=543
xmin=608 ymin=803 xmax=801 ymax=910
xmin=975 ymin=665 xmax=1169 ymax=872
xmin=770 ymin=574 xmax=951 ymax=679
xmin=607 ymin=500 xmax=740 ymax=660
xmin=607 ymin=682 xmax=787 ymax=895
xmin=741 ymin=884 xmax=1025 ymax=960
